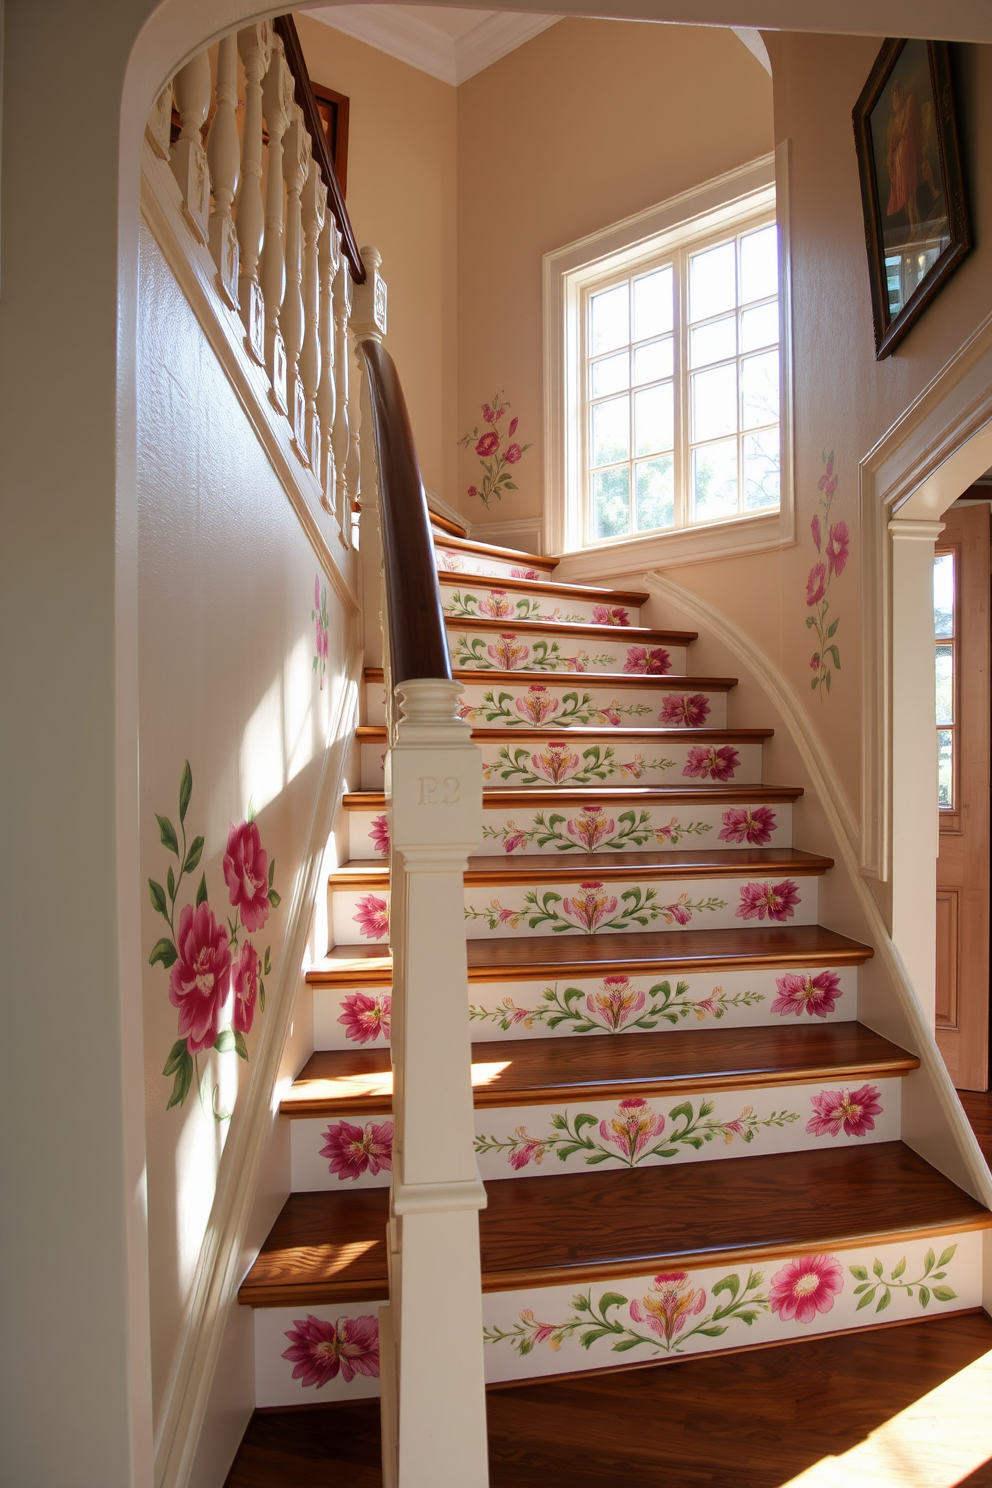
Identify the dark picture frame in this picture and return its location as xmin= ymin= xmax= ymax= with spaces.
xmin=852 ymin=39 xmax=970 ymax=359
xmin=311 ymin=82 xmax=350 ymax=199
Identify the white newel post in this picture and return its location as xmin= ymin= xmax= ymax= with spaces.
xmin=387 ymin=681 xmax=489 ymax=1488
xmin=301 ymin=164 xmax=326 ymax=474
xmin=206 ymin=33 xmax=240 ymax=308
xmin=317 ymin=220 xmax=340 ymax=514
xmin=169 ymin=50 xmax=211 ymax=244
xmin=260 ymin=37 xmax=294 ymax=412
xmin=332 ymin=267 xmax=353 ymax=544
xmin=282 ymin=107 xmax=310 ymax=454
xmin=235 ymin=22 xmax=273 ymax=364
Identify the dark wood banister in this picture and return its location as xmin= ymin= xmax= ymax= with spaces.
xmin=359 ymin=340 xmax=452 ymax=685
xmin=273 ymin=14 xmax=365 ymax=284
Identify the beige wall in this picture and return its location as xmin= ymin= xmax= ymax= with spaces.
xmin=295 ymin=15 xmax=458 ymax=499
xmin=454 ymin=19 xmax=774 ymax=526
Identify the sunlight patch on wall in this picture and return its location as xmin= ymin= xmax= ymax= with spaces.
xmin=285 ymin=633 xmax=315 ymax=785
xmin=241 ymin=673 xmax=286 ymax=816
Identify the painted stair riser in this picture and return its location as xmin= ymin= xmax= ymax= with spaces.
xmin=251 ymin=1230 xmax=982 ymax=1405
xmin=289 ymin=1077 xmax=902 ymax=1191
xmin=347 ymin=801 xmax=793 ymax=861
xmin=331 ymin=875 xmax=820 ymax=944
xmin=364 ymin=681 xmax=729 ymax=731
xmin=360 ymin=737 xmax=765 ymax=791
xmin=436 ymin=548 xmax=557 ymax=581
xmin=447 ymin=627 xmax=689 ymax=677
xmin=441 ymin=582 xmax=643 ymax=628
xmin=313 ymin=964 xmax=859 ymax=1050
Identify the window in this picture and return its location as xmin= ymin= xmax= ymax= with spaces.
xmin=544 ymin=153 xmax=793 ymax=566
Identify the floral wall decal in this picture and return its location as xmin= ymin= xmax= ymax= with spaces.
xmin=480 ymin=806 xmax=712 ymax=855
xmin=149 ymin=761 xmax=280 ymax=1114
xmin=312 ymin=574 xmax=330 ymax=690
xmin=458 ymin=393 xmax=531 ymax=508
xmin=282 ymin=1314 xmax=380 ymax=1388
xmin=338 ymin=991 xmax=391 ymax=1043
xmin=482 ymin=742 xmax=675 ymax=787
xmin=736 ymin=879 xmax=800 ymax=922
xmin=320 ymin=1119 xmax=394 ymax=1181
xmin=466 ymin=883 xmax=727 ymax=935
xmin=659 ymin=694 xmax=711 ymax=727
xmin=769 ymin=1255 xmax=844 ymax=1323
xmin=807 ymin=1084 xmax=882 ymax=1137
xmin=771 ymin=971 xmax=843 ymax=1017
xmin=806 ymin=450 xmax=849 ymax=698
xmin=850 ymin=1245 xmax=958 ymax=1313
xmin=354 ymin=893 xmax=389 ymax=940
xmin=470 ymin=977 xmax=766 ymax=1034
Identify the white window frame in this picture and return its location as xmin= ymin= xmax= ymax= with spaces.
xmin=543 ymin=149 xmax=794 ymax=572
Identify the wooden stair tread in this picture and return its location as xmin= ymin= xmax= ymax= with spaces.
xmin=356 ymin=724 xmax=776 ymax=741
xmin=281 ymin=1023 xmax=920 ymax=1116
xmin=342 ymin=785 xmax=803 ymax=810
xmin=237 ymin=1143 xmax=992 ymax=1305
xmin=329 ymin=846 xmax=834 ymax=890
xmin=434 ymin=533 xmax=557 ymax=568
xmin=429 ymin=511 xmax=468 ymax=539
xmin=364 ymin=666 xmax=737 ymax=690
xmin=306 ymin=924 xmax=875 ymax=986
xmin=437 ymin=574 xmax=650 ymax=605
xmin=444 ymin=615 xmax=695 ymax=643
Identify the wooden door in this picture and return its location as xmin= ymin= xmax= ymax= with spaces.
xmin=935 ymin=503 xmax=990 ymax=1091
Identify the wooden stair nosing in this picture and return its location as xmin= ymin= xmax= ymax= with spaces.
xmin=444 ymin=615 xmax=696 ymax=644
xmin=328 ymin=846 xmax=835 ymax=891
xmin=305 ymin=925 xmax=876 ymax=987
xmin=237 ymin=1143 xmax=992 ymax=1307
xmin=434 ymin=533 xmax=557 ymax=569
xmin=280 ymin=1023 xmax=921 ymax=1117
xmin=342 ymin=785 xmax=804 ymax=811
xmin=430 ymin=511 xmax=468 ymax=539
xmin=364 ymin=666 xmax=738 ymax=691
xmin=356 ymin=725 xmax=776 ymax=742
xmin=437 ymin=574 xmax=650 ymax=605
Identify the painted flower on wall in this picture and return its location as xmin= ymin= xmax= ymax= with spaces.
xmin=683 ymin=745 xmax=739 ymax=781
xmin=369 ymin=814 xmax=390 ymax=857
xmin=338 ymin=991 xmax=391 ymax=1044
xmin=150 ymin=762 xmax=280 ymax=1115
xmin=458 ymin=393 xmax=532 ymax=508
xmin=719 ymin=807 xmax=776 ymax=845
xmin=514 ymin=685 xmax=560 ymax=724
xmin=769 ymin=1255 xmax=844 ymax=1323
xmin=320 ymin=1119 xmax=394 ymax=1180
xmin=629 ymin=1273 xmax=708 ymax=1348
xmin=354 ymin=894 xmax=389 ymax=940
xmin=736 ymin=879 xmax=801 ymax=923
xmin=282 ymin=1314 xmax=380 ymax=1388
xmin=588 ymin=975 xmax=647 ymax=1031
xmin=312 ymin=574 xmax=330 ymax=690
xmin=487 ymin=633 xmax=530 ymax=670
xmin=623 ymin=646 xmax=671 ymax=674
xmin=807 ymin=1084 xmax=882 ymax=1138
xmin=771 ymin=970 xmax=842 ymax=1018
xmin=529 ymin=743 xmax=582 ymax=784
xmin=600 ymin=1098 xmax=667 ymax=1162
xmin=562 ymin=881 xmax=618 ymax=932
xmin=591 ymin=604 xmax=631 ymax=627
xmin=659 ymin=693 xmax=711 ymax=728
xmin=806 ymin=450 xmax=849 ymax=699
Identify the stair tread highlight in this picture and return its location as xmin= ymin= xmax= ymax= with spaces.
xmin=342 ymin=785 xmax=803 ymax=809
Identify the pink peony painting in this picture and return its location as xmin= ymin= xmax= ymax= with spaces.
xmin=224 ymin=820 xmax=270 ymax=932
xmin=168 ymin=901 xmax=232 ymax=1055
xmin=806 ymin=449 xmax=848 ymax=699
xmin=769 ymin=1254 xmax=844 ymax=1324
xmin=282 ymin=1314 xmax=380 ymax=1388
xmin=320 ymin=1119 xmax=394 ymax=1180
xmin=338 ymin=991 xmax=391 ymax=1044
xmin=458 ymin=393 xmax=531 ymax=508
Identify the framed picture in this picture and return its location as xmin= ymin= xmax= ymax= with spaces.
xmin=853 ymin=39 xmax=970 ymax=359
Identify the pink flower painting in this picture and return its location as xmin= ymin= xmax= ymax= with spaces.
xmin=806 ymin=1084 xmax=882 ymax=1138
xmin=507 ymin=1129 xmax=553 ymax=1170
xmin=587 ymin=975 xmax=646 ymax=1031
xmin=623 ymin=646 xmax=672 ymax=675
xmin=562 ymin=881 xmax=617 ymax=933
xmin=826 ymin=520 xmax=849 ymax=578
xmin=736 ymin=879 xmax=801 ymax=923
xmin=510 ymin=567 xmax=541 ymax=581
xmin=320 ymin=1119 xmax=394 ymax=1180
xmin=169 ymin=901 xmax=232 ymax=1054
xmin=479 ymin=590 xmax=515 ymax=619
xmin=232 ymin=942 xmax=259 ymax=1035
xmin=487 ymin=633 xmax=530 ymax=670
xmin=592 ymin=605 xmax=631 ymax=627
xmin=659 ymin=693 xmax=711 ymax=728
xmin=600 ymin=1098 xmax=665 ymax=1162
xmin=515 ymin=685 xmax=559 ymax=724
xmin=566 ymin=806 xmax=615 ymax=851
xmin=807 ymin=448 xmax=848 ymax=699
xmin=370 ymin=814 xmax=390 ymax=857
xmin=683 ymin=745 xmax=739 ymax=781
xmin=771 ymin=971 xmax=842 ymax=1018
xmin=806 ymin=563 xmax=826 ymax=607
xmin=719 ymin=807 xmax=776 ymax=845
xmin=769 ymin=1255 xmax=843 ymax=1324
xmin=224 ymin=820 xmax=270 ymax=933
xmin=661 ymin=894 xmax=695 ymax=926
xmin=630 ymin=1273 xmax=707 ymax=1348
xmin=458 ymin=393 xmax=531 ymax=507
xmin=312 ymin=575 xmax=330 ymax=689
xmin=338 ymin=991 xmax=391 ymax=1044
xmin=354 ymin=894 xmax=389 ymax=940
xmin=530 ymin=742 xmax=581 ymax=784
xmin=282 ymin=1314 xmax=380 ymax=1388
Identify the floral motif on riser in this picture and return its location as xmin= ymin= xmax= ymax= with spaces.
xmin=363 ymin=682 xmax=727 ymax=731
xmin=435 ymin=548 xmax=555 ymax=582
xmin=350 ymin=802 xmax=792 ymax=860
xmin=359 ymin=740 xmax=766 ymax=791
xmin=480 ymin=1231 xmax=981 ymax=1387
xmin=446 ymin=629 xmax=689 ymax=677
xmin=288 ymin=1079 xmax=899 ymax=1190
xmin=254 ymin=1302 xmax=386 ymax=1408
xmin=312 ymin=968 xmax=857 ymax=1050
xmin=440 ymin=584 xmax=642 ymax=628
xmin=332 ymin=876 xmax=817 ymax=944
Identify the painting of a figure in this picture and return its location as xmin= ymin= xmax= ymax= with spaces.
xmin=853 ymin=40 xmax=970 ymax=358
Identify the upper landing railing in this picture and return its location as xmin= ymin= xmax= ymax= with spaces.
xmin=144 ymin=15 xmax=376 ymax=548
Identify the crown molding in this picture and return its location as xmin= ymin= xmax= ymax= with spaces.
xmin=309 ymin=6 xmax=561 ymax=86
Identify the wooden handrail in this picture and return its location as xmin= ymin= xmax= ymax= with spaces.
xmin=273 ymin=14 xmax=365 ymax=284
xmin=359 ymin=339 xmax=452 ymax=684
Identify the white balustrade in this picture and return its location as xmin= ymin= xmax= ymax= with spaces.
xmin=170 ymin=51 xmax=211 ymax=243
xmin=301 ymin=168 xmax=327 ymax=474
xmin=332 ymin=268 xmax=353 ymax=543
xmin=316 ymin=220 xmax=341 ymax=514
xmin=235 ymin=22 xmax=273 ymax=363
xmin=260 ymin=37 xmax=294 ymax=412
xmin=281 ymin=106 xmax=310 ymax=454
xmin=206 ymin=33 xmax=241 ymax=308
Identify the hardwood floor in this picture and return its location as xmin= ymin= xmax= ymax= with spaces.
xmin=224 ymin=1311 xmax=992 ymax=1487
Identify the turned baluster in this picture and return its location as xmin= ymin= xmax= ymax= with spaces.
xmin=301 ymin=163 xmax=327 ymax=475
xmin=259 ymin=37 xmax=294 ymax=412
xmin=316 ymin=220 xmax=341 ymax=514
xmin=332 ymin=267 xmax=353 ymax=542
xmin=281 ymin=106 xmax=310 ymax=454
xmin=235 ymin=22 xmax=272 ymax=364
xmin=206 ymin=33 xmax=240 ymax=308
xmin=348 ymin=247 xmax=388 ymax=536
xmin=170 ymin=50 xmax=212 ymax=244
xmin=146 ymin=83 xmax=172 ymax=160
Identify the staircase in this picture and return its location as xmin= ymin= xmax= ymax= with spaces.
xmin=236 ymin=515 xmax=992 ymax=1452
